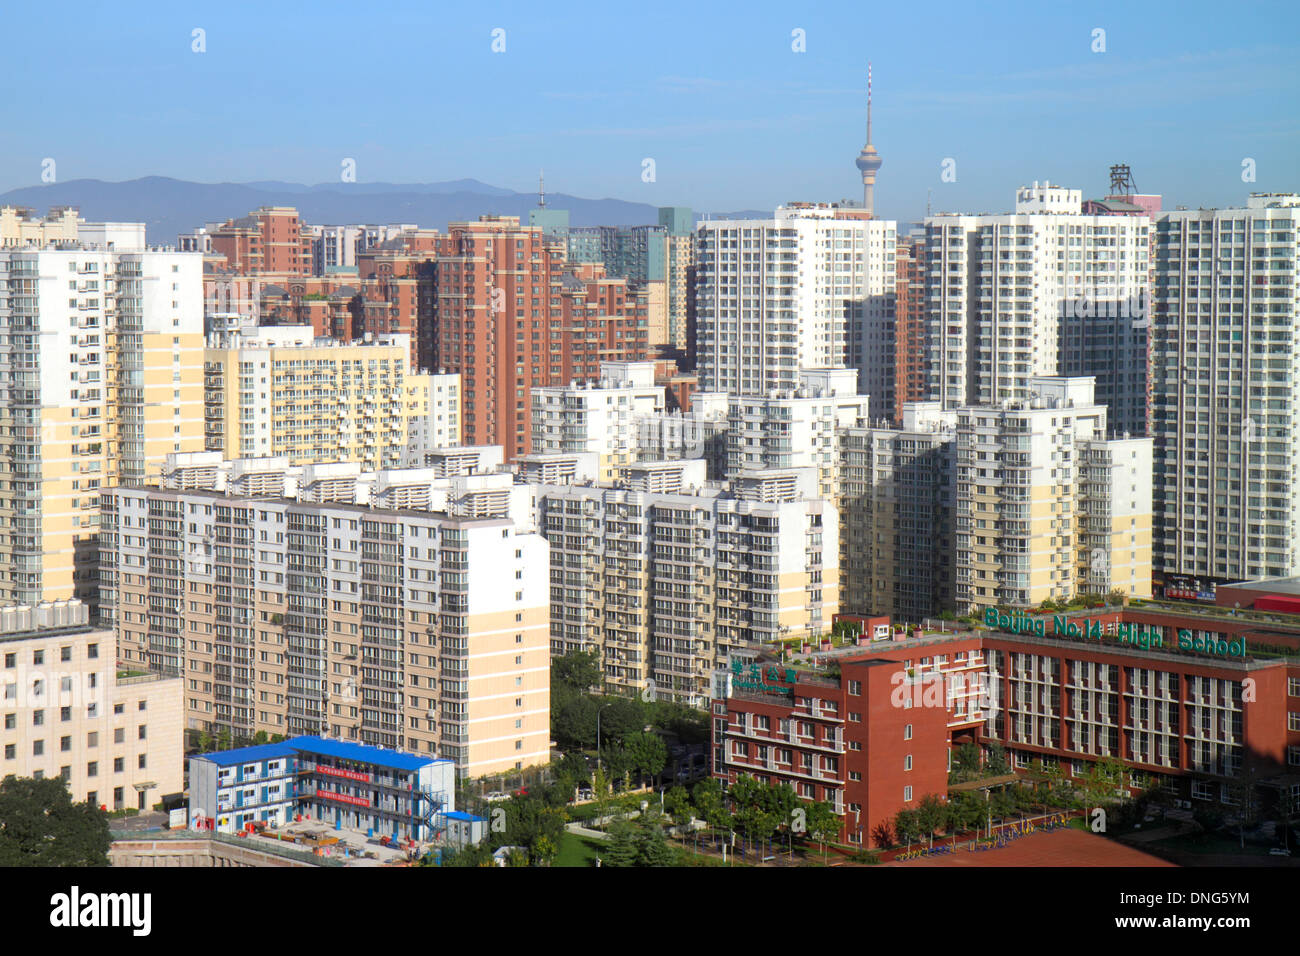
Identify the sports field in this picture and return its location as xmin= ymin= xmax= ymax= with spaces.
xmin=880 ymin=829 xmax=1175 ymax=867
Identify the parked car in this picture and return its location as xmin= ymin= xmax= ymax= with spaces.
xmin=1269 ymin=847 xmax=1291 ymax=857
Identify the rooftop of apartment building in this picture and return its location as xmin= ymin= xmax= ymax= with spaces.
xmin=111 ymin=483 xmax=518 ymax=529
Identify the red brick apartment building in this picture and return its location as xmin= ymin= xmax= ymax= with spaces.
xmin=209 ymin=206 xmax=314 ymax=276
xmin=420 ymin=217 xmax=653 ymax=459
xmin=713 ymin=607 xmax=1300 ymax=846
xmin=893 ymin=236 xmax=927 ymax=425
xmin=201 ymin=212 xmax=672 ymax=451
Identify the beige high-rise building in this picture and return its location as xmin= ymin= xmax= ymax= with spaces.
xmin=534 ymin=461 xmax=838 ymax=706
xmin=99 ymin=483 xmax=550 ymax=779
xmin=203 ymin=324 xmax=443 ymax=469
xmin=0 ymin=206 xmax=80 ymax=247
xmin=0 ymin=600 xmax=183 ymax=811
xmin=954 ymin=376 xmax=1152 ymax=612
xmin=0 ymin=247 xmax=206 ymax=607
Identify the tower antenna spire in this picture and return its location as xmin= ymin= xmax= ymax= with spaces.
xmin=538 ymin=169 xmax=546 ymax=208
xmin=867 ymin=62 xmax=873 ymax=145
xmin=854 ymin=62 xmax=883 ymax=216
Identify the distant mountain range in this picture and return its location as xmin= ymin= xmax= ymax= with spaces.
xmin=0 ymin=177 xmax=767 ymax=247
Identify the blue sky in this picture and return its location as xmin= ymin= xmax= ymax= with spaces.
xmin=4 ymin=0 xmax=1298 ymax=221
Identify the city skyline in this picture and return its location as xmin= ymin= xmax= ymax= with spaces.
xmin=2 ymin=1 xmax=1297 ymax=222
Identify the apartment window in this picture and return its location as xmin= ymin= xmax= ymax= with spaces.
xmin=1290 ymin=712 xmax=1300 ymax=732
xmin=3 ymin=654 xmax=12 ymax=669
xmin=904 ymin=724 xmax=913 ymax=741
xmin=847 ymin=680 xmax=862 ymax=696
xmin=60 ymin=646 xmax=72 ymax=662
xmin=113 ymin=757 xmax=124 ymax=773
xmin=3 ymin=744 xmax=12 ymax=760
xmin=32 ymin=710 xmax=43 ymax=727
xmin=61 ymin=706 xmax=71 ymax=722
xmin=138 ymin=754 xmax=147 ymax=769
xmin=87 ymin=762 xmax=98 ymax=778
xmin=138 ymin=724 xmax=147 ymax=740
xmin=87 ymin=792 xmax=98 ymax=807
xmin=138 ymin=699 xmax=147 ymax=712
xmin=2 ymin=715 xmax=11 ymax=730
xmin=848 ymin=712 xmax=861 ymax=723
xmin=903 ymin=786 xmax=913 ymax=802
xmin=32 ymin=650 xmax=43 ymax=666
xmin=33 ymin=740 xmax=44 ymax=756
xmin=87 ymin=644 xmax=98 ymax=659
xmin=114 ymin=728 xmax=125 ymax=744
xmin=60 ymin=736 xmax=71 ymax=752
xmin=904 ymin=754 xmax=913 ymax=772
xmin=1290 ymin=678 xmax=1300 ymax=697
xmin=87 ymin=732 xmax=98 ymax=747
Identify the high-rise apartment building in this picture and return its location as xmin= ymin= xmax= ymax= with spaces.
xmin=893 ymin=235 xmax=928 ymax=424
xmin=99 ymin=483 xmax=550 ymax=778
xmin=839 ymin=402 xmax=956 ymax=622
xmin=659 ymin=207 xmax=695 ymax=353
xmin=1151 ymin=193 xmax=1300 ymax=583
xmin=0 ymin=247 xmax=205 ymax=606
xmin=925 ymin=183 xmax=1151 ymax=437
xmin=954 ymin=376 xmax=1152 ymax=612
xmin=534 ymin=466 xmax=839 ymax=706
xmin=726 ymin=368 xmax=870 ymax=500
xmin=207 ymin=207 xmax=314 ymax=276
xmin=202 ymin=323 xmax=440 ymax=468
xmin=427 ymin=217 xmax=652 ymax=460
xmin=695 ymin=204 xmax=896 ymax=401
xmin=531 ymin=361 xmax=665 ymax=482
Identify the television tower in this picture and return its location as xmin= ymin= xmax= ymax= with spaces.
xmin=854 ymin=63 xmax=883 ymax=216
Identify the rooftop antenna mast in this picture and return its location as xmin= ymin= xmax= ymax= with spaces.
xmin=538 ymin=170 xmax=546 ymax=208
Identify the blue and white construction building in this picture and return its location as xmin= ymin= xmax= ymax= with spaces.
xmin=188 ymin=736 xmax=482 ymax=843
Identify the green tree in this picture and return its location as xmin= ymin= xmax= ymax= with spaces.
xmin=603 ymin=816 xmax=638 ymax=867
xmin=552 ymin=693 xmax=597 ymax=752
xmin=915 ymin=794 xmax=948 ymax=848
xmin=634 ymin=818 xmax=676 ymax=866
xmin=621 ymin=730 xmax=668 ymax=787
xmin=598 ymin=696 xmax=647 ymax=746
xmin=894 ymin=808 xmax=922 ymax=848
xmin=692 ymin=778 xmax=731 ymax=831
xmin=805 ymin=801 xmax=842 ymax=859
xmin=664 ymin=786 xmax=693 ymax=827
xmin=0 ymin=776 xmax=111 ymax=867
xmin=984 ymin=743 xmax=1010 ymax=775
xmin=552 ymin=650 xmax=602 ymax=692
xmin=591 ymin=768 xmax=612 ymax=825
xmin=648 ymin=701 xmax=710 ymax=745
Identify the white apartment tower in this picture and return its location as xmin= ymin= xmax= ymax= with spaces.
xmin=695 ymin=205 xmax=896 ymax=402
xmin=925 ymin=183 xmax=1151 ymax=436
xmin=1151 ymin=194 xmax=1300 ymax=581
xmin=530 ymin=361 xmax=665 ymax=482
xmin=0 ymin=247 xmax=206 ymax=606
